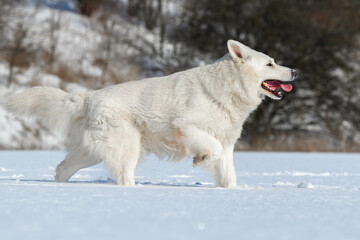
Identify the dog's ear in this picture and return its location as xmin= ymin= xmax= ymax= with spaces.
xmin=227 ymin=40 xmax=250 ymax=61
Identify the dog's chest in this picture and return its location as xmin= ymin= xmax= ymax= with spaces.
xmin=201 ymin=106 xmax=245 ymax=146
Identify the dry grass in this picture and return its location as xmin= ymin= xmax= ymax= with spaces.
xmin=108 ymin=64 xmax=140 ymax=84
xmin=235 ymin=134 xmax=360 ymax=153
xmin=48 ymin=63 xmax=80 ymax=83
xmin=45 ymin=58 xmax=141 ymax=90
xmin=0 ymin=50 xmax=35 ymax=70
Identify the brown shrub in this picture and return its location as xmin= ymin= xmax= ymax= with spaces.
xmin=48 ymin=63 xmax=80 ymax=83
xmin=1 ymin=49 xmax=35 ymax=69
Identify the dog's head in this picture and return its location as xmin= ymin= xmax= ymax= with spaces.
xmin=227 ymin=40 xmax=297 ymax=100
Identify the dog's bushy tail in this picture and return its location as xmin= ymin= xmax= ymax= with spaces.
xmin=2 ymin=87 xmax=86 ymax=136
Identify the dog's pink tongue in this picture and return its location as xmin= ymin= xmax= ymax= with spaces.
xmin=266 ymin=80 xmax=293 ymax=92
xmin=280 ymin=83 xmax=293 ymax=92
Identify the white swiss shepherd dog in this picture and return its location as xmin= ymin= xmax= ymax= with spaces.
xmin=3 ymin=40 xmax=297 ymax=188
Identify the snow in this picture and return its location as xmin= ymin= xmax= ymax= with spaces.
xmin=38 ymin=74 xmax=61 ymax=88
xmin=297 ymin=181 xmax=315 ymax=189
xmin=1 ymin=151 xmax=360 ymax=240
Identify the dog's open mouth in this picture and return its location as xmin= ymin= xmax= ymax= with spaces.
xmin=261 ymin=80 xmax=293 ymax=98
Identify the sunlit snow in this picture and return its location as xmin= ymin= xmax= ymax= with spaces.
xmin=1 ymin=151 xmax=359 ymax=240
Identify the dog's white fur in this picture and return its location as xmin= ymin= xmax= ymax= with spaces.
xmin=3 ymin=40 xmax=295 ymax=188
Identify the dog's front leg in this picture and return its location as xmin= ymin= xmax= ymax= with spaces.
xmin=213 ymin=145 xmax=237 ymax=188
xmin=180 ymin=125 xmax=223 ymax=166
xmin=180 ymin=126 xmax=236 ymax=188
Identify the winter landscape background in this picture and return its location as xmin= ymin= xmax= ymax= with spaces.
xmin=0 ymin=1 xmax=360 ymax=240
xmin=0 ymin=0 xmax=359 ymax=151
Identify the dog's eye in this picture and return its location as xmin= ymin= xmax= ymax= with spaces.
xmin=267 ymin=63 xmax=273 ymax=67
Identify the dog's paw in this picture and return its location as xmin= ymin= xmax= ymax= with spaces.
xmin=192 ymin=148 xmax=223 ymax=167
xmin=193 ymin=154 xmax=208 ymax=167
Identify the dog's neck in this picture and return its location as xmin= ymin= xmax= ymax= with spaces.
xmin=198 ymin=55 xmax=263 ymax=121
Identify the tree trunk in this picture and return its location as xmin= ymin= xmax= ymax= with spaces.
xmin=6 ymin=58 xmax=15 ymax=88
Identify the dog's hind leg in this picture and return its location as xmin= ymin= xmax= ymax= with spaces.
xmin=55 ymin=147 xmax=101 ymax=182
xmin=55 ymin=123 xmax=101 ymax=182
xmin=88 ymin=122 xmax=141 ymax=186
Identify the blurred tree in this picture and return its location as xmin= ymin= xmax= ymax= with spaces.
xmin=47 ymin=1 xmax=62 ymax=72
xmin=77 ymin=0 xmax=99 ymax=16
xmin=126 ymin=0 xmax=161 ymax=30
xmin=0 ymin=1 xmax=38 ymax=87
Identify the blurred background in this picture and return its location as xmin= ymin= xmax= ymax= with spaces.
xmin=0 ymin=0 xmax=359 ymax=152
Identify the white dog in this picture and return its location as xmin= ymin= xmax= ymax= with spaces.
xmin=3 ymin=40 xmax=296 ymax=188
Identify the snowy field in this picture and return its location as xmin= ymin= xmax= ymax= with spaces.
xmin=1 ymin=151 xmax=360 ymax=240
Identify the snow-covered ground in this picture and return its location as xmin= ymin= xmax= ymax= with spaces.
xmin=1 ymin=151 xmax=360 ymax=240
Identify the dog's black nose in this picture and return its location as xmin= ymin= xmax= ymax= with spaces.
xmin=291 ymin=69 xmax=297 ymax=79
